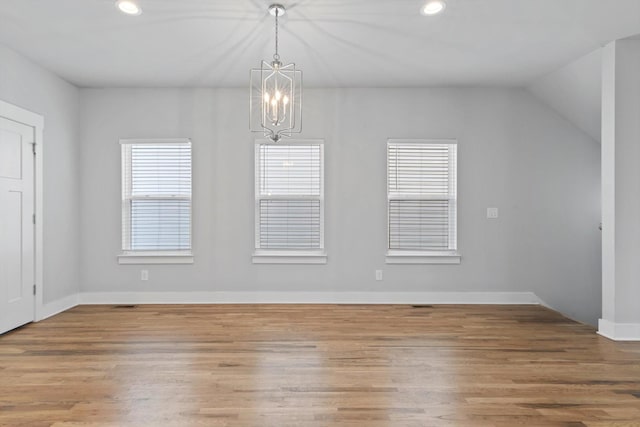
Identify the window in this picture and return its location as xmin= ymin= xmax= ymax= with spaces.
xmin=119 ymin=139 xmax=193 ymax=264
xmin=386 ymin=139 xmax=460 ymax=264
xmin=254 ymin=140 xmax=326 ymax=264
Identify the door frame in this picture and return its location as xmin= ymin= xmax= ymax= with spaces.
xmin=0 ymin=100 xmax=44 ymax=322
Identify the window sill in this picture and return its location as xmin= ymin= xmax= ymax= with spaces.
xmin=252 ymin=251 xmax=327 ymax=264
xmin=385 ymin=251 xmax=461 ymax=265
xmin=118 ymin=252 xmax=194 ymax=265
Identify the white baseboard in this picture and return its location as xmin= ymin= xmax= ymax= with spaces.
xmin=34 ymin=291 xmax=541 ymax=324
xmin=598 ymin=319 xmax=640 ymax=341
xmin=39 ymin=294 xmax=79 ymax=321
xmin=38 ymin=293 xmax=640 ymax=342
xmin=78 ymin=291 xmax=541 ymax=305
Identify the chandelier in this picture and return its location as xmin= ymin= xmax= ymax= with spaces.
xmin=250 ymin=4 xmax=302 ymax=142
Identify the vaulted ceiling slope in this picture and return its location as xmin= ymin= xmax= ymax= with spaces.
xmin=0 ymin=0 xmax=639 ymax=88
xmin=527 ymin=48 xmax=602 ymax=142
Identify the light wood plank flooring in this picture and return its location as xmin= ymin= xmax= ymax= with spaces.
xmin=1 ymin=304 xmax=640 ymax=427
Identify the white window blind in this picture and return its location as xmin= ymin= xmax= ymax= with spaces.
xmin=255 ymin=142 xmax=324 ymax=251
xmin=121 ymin=139 xmax=192 ymax=253
xmin=387 ymin=140 xmax=457 ymax=252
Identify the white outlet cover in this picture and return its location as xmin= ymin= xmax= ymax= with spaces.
xmin=487 ymin=207 xmax=499 ymax=219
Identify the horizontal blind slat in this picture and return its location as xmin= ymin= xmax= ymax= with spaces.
xmin=388 ymin=142 xmax=457 ymax=251
xmin=257 ymin=143 xmax=323 ymax=250
xmin=122 ymin=142 xmax=192 ymax=252
xmin=389 ymin=199 xmax=451 ymax=250
xmin=259 ymin=200 xmax=321 ymax=249
xmin=259 ymin=144 xmax=321 ymax=197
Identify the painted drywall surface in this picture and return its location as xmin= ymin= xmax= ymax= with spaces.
xmin=602 ymin=39 xmax=640 ymax=325
xmin=514 ymin=92 xmax=601 ymax=325
xmin=0 ymin=43 xmax=81 ymax=304
xmin=79 ymin=87 xmax=601 ymax=325
xmin=614 ymin=40 xmax=640 ymax=324
xmin=527 ymin=48 xmax=602 ymax=142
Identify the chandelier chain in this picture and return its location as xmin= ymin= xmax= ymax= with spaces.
xmin=273 ymin=8 xmax=280 ymax=62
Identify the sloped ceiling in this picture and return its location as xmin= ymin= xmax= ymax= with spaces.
xmin=0 ymin=0 xmax=639 ymax=87
xmin=527 ymin=49 xmax=602 ymax=142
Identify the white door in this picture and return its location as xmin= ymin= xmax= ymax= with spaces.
xmin=0 ymin=116 xmax=35 ymax=334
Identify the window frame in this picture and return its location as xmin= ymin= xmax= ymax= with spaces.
xmin=118 ymin=138 xmax=194 ymax=265
xmin=385 ymin=139 xmax=460 ymax=265
xmin=253 ymin=139 xmax=327 ymax=264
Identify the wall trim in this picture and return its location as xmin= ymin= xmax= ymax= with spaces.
xmin=598 ymin=319 xmax=640 ymax=341
xmin=41 ymin=294 xmax=79 ymax=320
xmin=77 ymin=291 xmax=541 ymax=305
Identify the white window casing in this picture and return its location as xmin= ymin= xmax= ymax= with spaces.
xmin=118 ymin=138 xmax=193 ymax=264
xmin=386 ymin=139 xmax=460 ymax=264
xmin=253 ymin=140 xmax=326 ymax=264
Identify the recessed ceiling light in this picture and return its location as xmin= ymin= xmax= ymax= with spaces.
xmin=116 ymin=0 xmax=142 ymax=16
xmin=421 ymin=0 xmax=446 ymax=16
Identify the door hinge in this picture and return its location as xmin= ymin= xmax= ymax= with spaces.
xmin=33 ymin=284 xmax=36 ymax=295
xmin=32 ymin=143 xmax=36 ymax=156
xmin=33 ymin=213 xmax=36 ymax=225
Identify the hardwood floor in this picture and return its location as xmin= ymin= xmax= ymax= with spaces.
xmin=1 ymin=304 xmax=640 ymax=427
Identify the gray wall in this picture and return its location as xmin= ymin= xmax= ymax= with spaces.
xmin=0 ymin=43 xmax=81 ymax=304
xmin=79 ymin=87 xmax=601 ymax=325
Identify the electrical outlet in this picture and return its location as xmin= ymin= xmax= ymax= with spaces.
xmin=141 ymin=270 xmax=149 ymax=281
xmin=375 ymin=270 xmax=383 ymax=281
xmin=487 ymin=207 xmax=499 ymax=219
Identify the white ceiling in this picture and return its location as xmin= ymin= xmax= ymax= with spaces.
xmin=0 ymin=0 xmax=639 ymax=88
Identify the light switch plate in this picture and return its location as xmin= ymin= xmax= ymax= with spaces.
xmin=487 ymin=207 xmax=499 ymax=219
